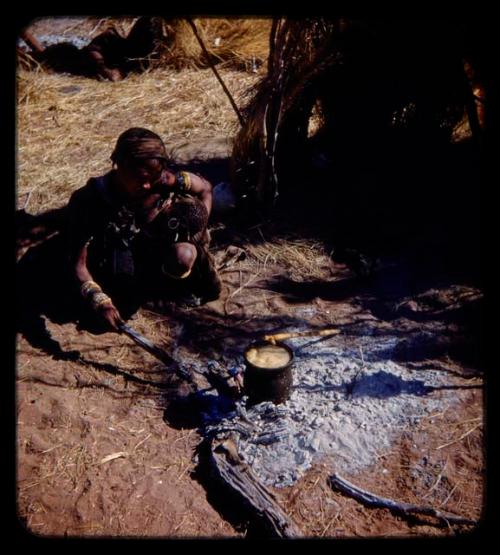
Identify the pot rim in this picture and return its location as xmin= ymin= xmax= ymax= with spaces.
xmin=243 ymin=340 xmax=295 ymax=372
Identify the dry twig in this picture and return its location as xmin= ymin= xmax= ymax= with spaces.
xmin=328 ymin=473 xmax=477 ymax=526
xmin=436 ymin=423 xmax=483 ymax=450
xmin=422 ymin=458 xmax=448 ymax=499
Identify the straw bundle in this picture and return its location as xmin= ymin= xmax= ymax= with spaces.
xmin=231 ymin=18 xmax=345 ymax=208
xmin=155 ymin=18 xmax=271 ymax=71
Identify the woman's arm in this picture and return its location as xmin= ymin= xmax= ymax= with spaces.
xmin=184 ymin=173 xmax=213 ymax=216
xmin=67 ymin=185 xmax=124 ymax=331
xmin=154 ymin=170 xmax=214 ymax=216
xmin=74 ymin=240 xmax=124 ymax=331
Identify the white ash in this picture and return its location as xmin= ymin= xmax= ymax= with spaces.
xmin=205 ymin=328 xmax=465 ymax=488
xmin=18 ymin=34 xmax=91 ymax=50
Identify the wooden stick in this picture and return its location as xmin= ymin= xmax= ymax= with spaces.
xmin=209 ymin=435 xmax=303 ymax=538
xmin=186 ymin=17 xmax=245 ymax=127
xmin=328 ymin=473 xmax=476 ymax=526
xmin=217 ymin=247 xmax=246 ymax=271
xmin=436 ymin=423 xmax=483 ymax=450
xmin=118 ymin=323 xmax=238 ymax=395
xmin=118 ymin=323 xmax=176 ymax=366
xmin=263 ymin=328 xmax=341 ymax=344
xmin=422 ymin=458 xmax=448 ymax=499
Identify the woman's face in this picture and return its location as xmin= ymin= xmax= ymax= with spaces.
xmin=116 ymin=158 xmax=165 ymax=200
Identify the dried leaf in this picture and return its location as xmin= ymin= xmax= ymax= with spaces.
xmin=99 ymin=451 xmax=129 ymax=464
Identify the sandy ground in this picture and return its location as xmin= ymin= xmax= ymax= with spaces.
xmin=16 ymin=228 xmax=485 ymax=539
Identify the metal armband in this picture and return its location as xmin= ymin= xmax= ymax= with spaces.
xmin=175 ymin=171 xmax=192 ymax=193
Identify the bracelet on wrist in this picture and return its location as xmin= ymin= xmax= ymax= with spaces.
xmin=90 ymin=291 xmax=113 ymax=311
xmin=175 ymin=171 xmax=191 ymax=192
xmin=81 ymin=280 xmax=102 ymax=299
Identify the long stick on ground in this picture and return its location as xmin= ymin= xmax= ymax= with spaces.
xmin=119 ymin=323 xmax=176 ymax=366
xmin=263 ymin=328 xmax=341 ymax=344
xmin=328 ymin=473 xmax=477 ymax=526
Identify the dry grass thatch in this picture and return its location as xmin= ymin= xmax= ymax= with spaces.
xmin=231 ymin=18 xmax=487 ymax=210
xmin=231 ymin=18 xmax=351 ymax=206
xmin=17 ymin=66 xmax=259 ymax=213
xmin=157 ymin=18 xmax=272 ymax=71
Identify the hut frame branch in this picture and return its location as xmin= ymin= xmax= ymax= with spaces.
xmin=185 ymin=17 xmax=245 ymax=127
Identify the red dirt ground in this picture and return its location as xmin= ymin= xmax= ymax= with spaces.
xmin=16 ymin=231 xmax=485 ymax=539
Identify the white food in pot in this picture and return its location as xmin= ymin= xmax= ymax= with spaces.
xmin=245 ymin=344 xmax=291 ymax=369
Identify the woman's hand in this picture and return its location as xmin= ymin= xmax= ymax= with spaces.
xmin=152 ymin=169 xmax=176 ymax=194
xmin=87 ymin=288 xmax=124 ymax=331
xmin=97 ymin=302 xmax=125 ymax=331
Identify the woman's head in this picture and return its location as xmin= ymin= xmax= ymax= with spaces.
xmin=111 ymin=128 xmax=171 ymax=199
xmin=111 ymin=127 xmax=169 ymax=166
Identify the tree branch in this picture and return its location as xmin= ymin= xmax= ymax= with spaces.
xmin=328 ymin=472 xmax=477 ymax=526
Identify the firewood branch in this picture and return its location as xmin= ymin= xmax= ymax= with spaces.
xmin=328 ymin=473 xmax=477 ymax=527
xmin=209 ymin=435 xmax=303 ymax=538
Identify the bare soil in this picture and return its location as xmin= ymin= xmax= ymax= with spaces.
xmin=16 ymin=224 xmax=485 ymax=539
